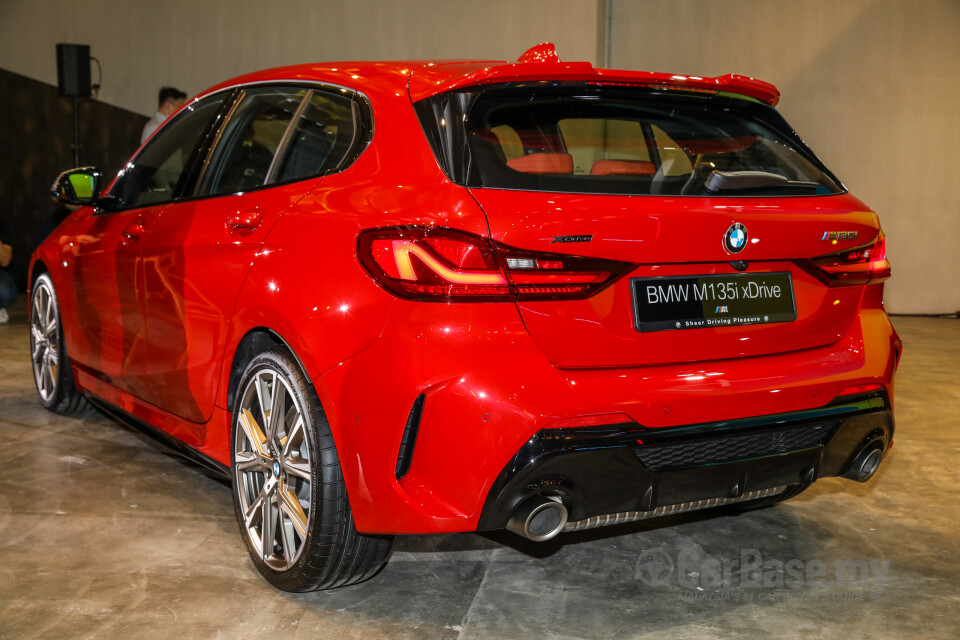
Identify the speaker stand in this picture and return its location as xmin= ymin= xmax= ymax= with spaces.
xmin=71 ymin=95 xmax=81 ymax=167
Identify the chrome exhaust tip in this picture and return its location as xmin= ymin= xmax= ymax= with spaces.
xmin=506 ymin=495 xmax=568 ymax=542
xmin=847 ymin=446 xmax=884 ymax=483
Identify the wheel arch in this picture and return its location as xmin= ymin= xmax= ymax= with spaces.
xmin=224 ymin=327 xmax=314 ymax=412
xmin=28 ymin=259 xmax=50 ymax=301
xmin=30 ymin=259 xmax=50 ymax=280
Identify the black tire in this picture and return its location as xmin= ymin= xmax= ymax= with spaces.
xmin=734 ymin=483 xmax=811 ymax=511
xmin=230 ymin=347 xmax=393 ymax=592
xmin=30 ymin=273 xmax=86 ymax=414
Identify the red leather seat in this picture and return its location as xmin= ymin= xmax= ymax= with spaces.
xmin=590 ymin=159 xmax=656 ymax=176
xmin=507 ymin=152 xmax=574 ymax=174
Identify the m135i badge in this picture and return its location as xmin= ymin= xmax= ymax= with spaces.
xmin=723 ymin=223 xmax=748 ymax=254
xmin=821 ymin=231 xmax=859 ymax=241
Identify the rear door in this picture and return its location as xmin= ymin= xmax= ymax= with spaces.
xmin=70 ymin=93 xmax=230 ymax=398
xmin=140 ymin=85 xmax=363 ymax=422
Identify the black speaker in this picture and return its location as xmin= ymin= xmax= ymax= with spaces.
xmin=56 ymin=43 xmax=91 ymax=98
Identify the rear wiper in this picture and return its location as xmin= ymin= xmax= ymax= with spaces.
xmin=704 ymin=170 xmax=818 ymax=193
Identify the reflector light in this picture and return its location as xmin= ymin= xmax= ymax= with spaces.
xmin=838 ymin=383 xmax=885 ymax=397
xmin=809 ymin=231 xmax=891 ymax=287
xmin=547 ymin=413 xmax=636 ymax=428
xmin=358 ymin=226 xmax=637 ymax=302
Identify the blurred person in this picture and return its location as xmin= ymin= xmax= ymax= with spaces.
xmin=0 ymin=228 xmax=14 ymax=324
xmin=141 ymin=86 xmax=187 ymax=144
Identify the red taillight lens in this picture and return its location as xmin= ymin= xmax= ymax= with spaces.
xmin=357 ymin=226 xmax=636 ymax=302
xmin=810 ymin=231 xmax=891 ymax=287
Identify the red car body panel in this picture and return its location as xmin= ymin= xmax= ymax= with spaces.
xmin=473 ymin=189 xmax=879 ymax=368
xmin=30 ymin=49 xmax=899 ymax=536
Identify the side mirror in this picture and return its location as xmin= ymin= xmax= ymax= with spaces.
xmin=51 ymin=167 xmax=102 ymax=206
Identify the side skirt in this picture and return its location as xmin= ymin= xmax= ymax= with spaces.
xmin=84 ymin=392 xmax=231 ymax=480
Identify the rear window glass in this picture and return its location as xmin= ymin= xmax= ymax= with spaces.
xmin=416 ymin=85 xmax=842 ymax=197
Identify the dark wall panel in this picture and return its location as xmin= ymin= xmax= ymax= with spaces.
xmin=0 ymin=67 xmax=146 ymax=290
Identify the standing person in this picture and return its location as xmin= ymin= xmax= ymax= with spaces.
xmin=140 ymin=86 xmax=187 ymax=144
xmin=0 ymin=228 xmax=15 ymax=324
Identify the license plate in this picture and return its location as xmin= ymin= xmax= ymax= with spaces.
xmin=631 ymin=272 xmax=797 ymax=332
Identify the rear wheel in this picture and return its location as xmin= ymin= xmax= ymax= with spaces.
xmin=230 ymin=348 xmax=392 ymax=591
xmin=30 ymin=273 xmax=85 ymax=413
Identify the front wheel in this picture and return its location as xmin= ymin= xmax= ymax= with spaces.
xmin=30 ymin=273 xmax=85 ymax=413
xmin=230 ymin=347 xmax=392 ymax=591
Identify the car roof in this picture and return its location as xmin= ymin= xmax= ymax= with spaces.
xmin=200 ymin=43 xmax=780 ymax=106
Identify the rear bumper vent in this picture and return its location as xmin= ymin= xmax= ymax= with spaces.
xmin=395 ymin=394 xmax=425 ymax=479
xmin=634 ymin=421 xmax=840 ymax=471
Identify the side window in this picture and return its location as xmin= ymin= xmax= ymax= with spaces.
xmin=197 ymin=87 xmax=307 ymax=196
xmin=273 ymin=90 xmax=361 ymax=182
xmin=111 ymin=96 xmax=227 ymax=208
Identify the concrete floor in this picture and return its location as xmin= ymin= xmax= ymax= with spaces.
xmin=1 ymin=297 xmax=958 ymax=640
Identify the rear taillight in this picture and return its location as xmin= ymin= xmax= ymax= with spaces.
xmin=809 ymin=231 xmax=891 ymax=287
xmin=357 ymin=226 xmax=636 ymax=302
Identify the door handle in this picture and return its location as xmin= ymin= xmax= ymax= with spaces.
xmin=226 ymin=209 xmax=263 ymax=236
xmin=121 ymin=222 xmax=145 ymax=244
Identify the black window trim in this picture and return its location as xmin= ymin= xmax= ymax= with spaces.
xmin=191 ymin=87 xmax=249 ymax=196
xmin=102 ymin=80 xmax=374 ymax=213
xmin=263 ymin=89 xmax=314 ymax=184
xmin=98 ymin=89 xmax=237 ymax=213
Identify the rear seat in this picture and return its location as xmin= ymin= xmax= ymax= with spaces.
xmin=590 ymin=159 xmax=656 ymax=176
xmin=506 ymin=152 xmax=574 ymax=174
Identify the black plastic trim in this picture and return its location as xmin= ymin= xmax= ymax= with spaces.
xmin=84 ymin=393 xmax=230 ymax=479
xmin=477 ymin=391 xmax=893 ymax=530
xmin=395 ymin=394 xmax=425 ymax=479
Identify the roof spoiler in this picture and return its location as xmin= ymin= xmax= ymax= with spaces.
xmin=409 ymin=43 xmax=780 ymax=107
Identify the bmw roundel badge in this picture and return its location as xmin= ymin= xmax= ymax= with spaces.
xmin=724 ymin=223 xmax=748 ymax=254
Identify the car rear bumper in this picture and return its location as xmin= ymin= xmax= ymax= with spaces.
xmin=316 ymin=301 xmax=899 ymax=535
xmin=477 ymin=391 xmax=893 ymax=531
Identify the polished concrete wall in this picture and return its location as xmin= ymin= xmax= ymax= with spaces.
xmin=0 ymin=0 xmax=600 ymax=116
xmin=609 ymin=0 xmax=960 ymax=314
xmin=0 ymin=0 xmax=956 ymax=313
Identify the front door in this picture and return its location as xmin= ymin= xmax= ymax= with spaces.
xmin=83 ymin=93 xmax=231 ymax=412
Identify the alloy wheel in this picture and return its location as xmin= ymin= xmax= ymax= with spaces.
xmin=234 ymin=368 xmax=312 ymax=571
xmin=30 ymin=279 xmax=60 ymax=403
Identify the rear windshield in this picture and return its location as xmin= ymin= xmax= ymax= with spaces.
xmin=415 ymin=84 xmax=843 ymax=197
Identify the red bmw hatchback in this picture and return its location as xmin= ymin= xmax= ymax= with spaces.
xmin=33 ymin=44 xmax=899 ymax=591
